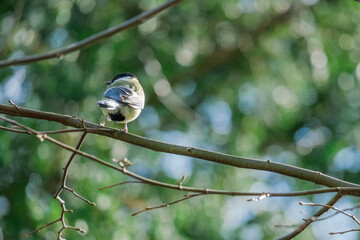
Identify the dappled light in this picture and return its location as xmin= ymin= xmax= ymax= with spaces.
xmin=1 ymin=0 xmax=360 ymax=240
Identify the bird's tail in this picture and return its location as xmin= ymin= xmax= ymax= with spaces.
xmin=97 ymin=99 xmax=120 ymax=110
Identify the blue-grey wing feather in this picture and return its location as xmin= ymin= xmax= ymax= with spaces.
xmin=104 ymin=86 xmax=144 ymax=109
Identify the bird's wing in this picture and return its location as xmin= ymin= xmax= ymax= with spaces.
xmin=103 ymin=86 xmax=144 ymax=109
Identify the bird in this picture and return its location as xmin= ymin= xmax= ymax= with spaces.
xmin=97 ymin=73 xmax=145 ymax=132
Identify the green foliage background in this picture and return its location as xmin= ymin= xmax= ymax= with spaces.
xmin=1 ymin=0 xmax=360 ymax=239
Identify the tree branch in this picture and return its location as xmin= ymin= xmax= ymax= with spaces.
xmin=0 ymin=0 xmax=185 ymax=69
xmin=277 ymin=193 xmax=343 ymax=240
xmin=131 ymin=193 xmax=204 ymax=216
xmin=1 ymin=104 xmax=359 ymax=190
xmin=1 ymin=115 xmax=358 ymax=238
xmin=315 ymin=203 xmax=360 ymax=222
xmin=300 ymin=201 xmax=360 ymax=225
xmin=330 ymin=229 xmax=360 ymax=235
xmin=53 ymin=131 xmax=96 ymax=206
xmin=99 ymin=175 xmax=360 ymax=199
xmin=3 ymin=114 xmax=360 ymax=200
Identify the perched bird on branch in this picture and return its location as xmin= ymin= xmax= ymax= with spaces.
xmin=97 ymin=73 xmax=145 ymax=132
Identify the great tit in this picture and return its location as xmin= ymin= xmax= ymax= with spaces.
xmin=97 ymin=73 xmax=145 ymax=132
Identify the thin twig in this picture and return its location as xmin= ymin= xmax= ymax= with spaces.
xmin=0 ymin=125 xmax=28 ymax=134
xmin=274 ymin=223 xmax=301 ymax=229
xmin=276 ymin=203 xmax=360 ymax=229
xmin=178 ymin=175 xmax=186 ymax=189
xmin=247 ymin=192 xmax=271 ymax=202
xmin=24 ymin=195 xmax=85 ymax=238
xmin=3 ymin=115 xmax=357 ymax=201
xmin=300 ymin=201 xmax=360 ymax=225
xmin=63 ymin=186 xmax=95 ymax=206
xmin=132 ymin=193 xmax=204 ymax=216
xmin=56 ymin=195 xmax=85 ymax=239
xmin=300 ymin=202 xmax=360 ymax=236
xmin=99 ymin=180 xmax=145 ymax=190
xmin=315 ymin=203 xmax=360 ymax=222
xmin=330 ymin=229 xmax=360 ymax=235
xmin=8 ymin=99 xmax=19 ymax=110
xmin=98 ymin=168 xmax=360 ymax=199
xmin=277 ymin=193 xmax=343 ymax=240
xmin=23 ymin=218 xmax=61 ymax=238
xmin=54 ymin=131 xmax=95 ymax=207
xmin=3 ymin=117 xmax=92 ymax=237
xmin=0 ymin=0 xmax=185 ymax=68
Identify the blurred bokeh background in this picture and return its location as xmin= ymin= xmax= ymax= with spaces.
xmin=1 ymin=0 xmax=360 ymax=239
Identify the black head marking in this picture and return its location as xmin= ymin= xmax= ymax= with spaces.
xmin=111 ymin=72 xmax=136 ymax=83
xmin=109 ymin=112 xmax=126 ymax=122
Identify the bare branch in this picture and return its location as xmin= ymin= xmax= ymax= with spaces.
xmin=100 ymin=169 xmax=360 ymax=198
xmin=315 ymin=203 xmax=360 ymax=222
xmin=1 ymin=115 xmax=358 ymax=238
xmin=63 ymin=186 xmax=95 ymax=206
xmin=132 ymin=193 xmax=203 ymax=216
xmin=23 ymin=218 xmax=61 ymax=238
xmin=53 ymin=132 xmax=95 ymax=206
xmin=56 ymin=196 xmax=85 ymax=239
xmin=8 ymin=99 xmax=19 ymax=110
xmin=330 ymin=229 xmax=360 ymax=235
xmin=0 ymin=0 xmax=185 ymax=69
xmin=278 ymin=203 xmax=360 ymax=229
xmin=274 ymin=223 xmax=301 ymax=229
xmin=247 ymin=192 xmax=271 ymax=202
xmin=42 ymin=128 xmax=87 ymax=134
xmin=54 ymin=132 xmax=87 ymax=197
xmin=24 ymin=195 xmax=86 ymax=239
xmin=99 ymin=180 xmax=145 ymax=190
xmin=0 ymin=125 xmax=28 ymax=134
xmin=178 ymin=175 xmax=186 ymax=189
xmin=277 ymin=193 xmax=343 ymax=240
xmin=300 ymin=201 xmax=360 ymax=225
xmin=1 ymin=104 xmax=360 ymax=190
xmin=3 ymin=115 xmax=357 ymax=200
xmin=2 ymin=117 xmax=93 ymax=237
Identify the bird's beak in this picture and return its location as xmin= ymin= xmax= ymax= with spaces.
xmin=104 ymin=81 xmax=112 ymax=85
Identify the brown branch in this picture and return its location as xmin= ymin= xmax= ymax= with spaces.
xmin=0 ymin=0 xmax=185 ymax=68
xmin=1 ymin=115 xmax=358 ymax=238
xmin=330 ymin=229 xmax=360 ymax=235
xmin=277 ymin=193 xmax=343 ymax=240
xmin=3 ymin=115 xmax=359 ymax=201
xmin=53 ymin=132 xmax=95 ymax=206
xmin=24 ymin=195 xmax=85 ymax=239
xmin=131 ymin=193 xmax=204 ymax=216
xmin=56 ymin=196 xmax=85 ymax=239
xmin=23 ymin=218 xmax=61 ymax=238
xmin=42 ymin=128 xmax=87 ymax=134
xmin=99 ymin=180 xmax=145 ymax=190
xmin=315 ymin=203 xmax=360 ymax=222
xmin=1 ymin=104 xmax=359 ymax=190
xmin=300 ymin=201 xmax=360 ymax=225
xmin=2 ymin=117 xmax=93 ymax=238
xmin=178 ymin=175 xmax=186 ymax=189
xmin=276 ymin=203 xmax=360 ymax=229
xmin=99 ymin=177 xmax=360 ymax=198
xmin=0 ymin=125 xmax=28 ymax=134
xmin=274 ymin=223 xmax=302 ymax=229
